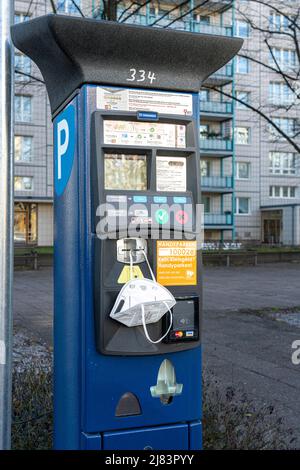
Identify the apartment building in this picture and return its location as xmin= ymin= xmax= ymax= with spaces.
xmin=13 ymin=0 xmax=300 ymax=246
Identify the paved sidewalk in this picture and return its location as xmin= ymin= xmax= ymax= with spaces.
xmin=14 ymin=268 xmax=53 ymax=346
xmin=203 ymin=263 xmax=300 ymax=312
xmin=14 ymin=263 xmax=300 ymax=345
xmin=13 ymin=263 xmax=300 ymax=447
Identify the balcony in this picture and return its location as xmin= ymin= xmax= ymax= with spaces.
xmin=113 ymin=11 xmax=233 ymax=36
xmin=200 ymin=137 xmax=233 ymax=154
xmin=205 ymin=63 xmax=233 ymax=86
xmin=200 ymin=100 xmax=233 ymax=117
xmin=201 ymin=176 xmax=233 ymax=191
xmin=204 ymin=212 xmax=233 ymax=226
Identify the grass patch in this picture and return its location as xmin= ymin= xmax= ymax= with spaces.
xmin=237 ymin=306 xmax=300 ymax=318
xmin=15 ymin=246 xmax=53 ymax=256
xmin=12 ymin=364 xmax=53 ymax=450
xmin=203 ymin=373 xmax=293 ymax=449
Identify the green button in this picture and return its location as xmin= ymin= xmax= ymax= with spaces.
xmin=155 ymin=208 xmax=169 ymax=225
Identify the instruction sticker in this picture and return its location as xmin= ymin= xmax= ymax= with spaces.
xmin=103 ymin=121 xmax=185 ymax=148
xmin=97 ymin=87 xmax=193 ymax=116
xmin=156 ymin=156 xmax=186 ymax=192
xmin=157 ymin=241 xmax=197 ymax=286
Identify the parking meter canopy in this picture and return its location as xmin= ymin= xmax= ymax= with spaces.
xmin=11 ymin=14 xmax=243 ymax=115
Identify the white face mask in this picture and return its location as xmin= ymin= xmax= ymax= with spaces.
xmin=110 ymin=250 xmax=175 ymax=344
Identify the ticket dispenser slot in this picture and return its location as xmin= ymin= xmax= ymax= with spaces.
xmin=117 ymin=238 xmax=147 ymax=264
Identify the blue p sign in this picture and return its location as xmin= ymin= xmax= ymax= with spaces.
xmin=54 ymin=104 xmax=75 ymax=197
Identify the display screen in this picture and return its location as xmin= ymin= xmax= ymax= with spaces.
xmin=103 ymin=120 xmax=186 ymax=148
xmin=172 ymin=300 xmax=195 ymax=330
xmin=104 ymin=154 xmax=147 ymax=190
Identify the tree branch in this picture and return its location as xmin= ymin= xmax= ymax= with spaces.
xmin=148 ymin=0 xmax=192 ymax=27
xmin=238 ymin=52 xmax=298 ymax=82
xmin=49 ymin=0 xmax=57 ymax=14
xmin=120 ymin=0 xmax=153 ymax=23
xmin=242 ymin=0 xmax=300 ymax=32
xmin=15 ymin=69 xmax=45 ymax=84
xmin=70 ymin=0 xmax=85 ymax=17
xmin=162 ymin=0 xmax=210 ymax=28
xmin=203 ymin=85 xmax=300 ymax=153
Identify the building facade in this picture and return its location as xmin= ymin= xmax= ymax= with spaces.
xmin=13 ymin=0 xmax=300 ymax=246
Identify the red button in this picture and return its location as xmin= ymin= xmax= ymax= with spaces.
xmin=175 ymin=210 xmax=189 ymax=225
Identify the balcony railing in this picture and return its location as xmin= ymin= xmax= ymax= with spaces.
xmin=204 ymin=213 xmax=233 ymax=225
xmin=110 ymin=11 xmax=233 ymax=36
xmin=201 ymin=176 xmax=233 ymax=189
xmin=200 ymin=137 xmax=233 ymax=152
xmin=192 ymin=22 xmax=233 ymax=36
xmin=200 ymin=100 xmax=233 ymax=114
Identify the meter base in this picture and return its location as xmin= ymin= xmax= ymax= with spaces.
xmin=81 ymin=420 xmax=202 ymax=450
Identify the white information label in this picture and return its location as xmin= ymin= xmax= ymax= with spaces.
xmin=97 ymin=87 xmax=193 ymax=116
xmin=156 ymin=156 xmax=187 ymax=192
xmin=103 ymin=121 xmax=186 ymax=148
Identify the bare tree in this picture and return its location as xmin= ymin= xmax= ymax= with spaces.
xmin=229 ymin=0 xmax=300 ymax=152
xmin=17 ymin=0 xmax=300 ymax=152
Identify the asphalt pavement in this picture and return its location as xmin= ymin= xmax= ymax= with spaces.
xmin=13 ymin=262 xmax=300 ymax=447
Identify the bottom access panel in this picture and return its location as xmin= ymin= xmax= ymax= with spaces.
xmin=103 ymin=423 xmax=188 ymax=450
xmin=81 ymin=421 xmax=202 ymax=450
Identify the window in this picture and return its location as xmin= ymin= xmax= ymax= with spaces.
xmin=236 ymin=20 xmax=250 ymax=37
xmin=199 ymin=15 xmax=210 ymax=24
xmin=236 ymin=91 xmax=250 ymax=109
xmin=14 ymin=176 xmax=33 ymax=191
xmin=14 ymin=13 xmax=30 ymax=23
xmin=269 ymin=12 xmax=290 ymax=32
xmin=15 ymin=54 xmax=31 ymax=82
xmin=270 ymin=118 xmax=297 ymax=138
xmin=236 ymin=56 xmax=249 ymax=74
xmin=15 ymin=136 xmax=33 ymax=163
xmin=14 ymin=202 xmax=37 ymax=244
xmin=235 ymin=127 xmax=250 ymax=144
xmin=202 ymin=196 xmax=211 ymax=213
xmin=269 ymin=82 xmax=294 ymax=105
xmin=200 ymin=89 xmax=209 ymax=102
xmin=269 ymin=152 xmax=297 ymax=175
xmin=201 ymin=160 xmax=210 ymax=176
xmin=57 ymin=0 xmax=81 ymax=14
xmin=269 ymin=48 xmax=296 ymax=71
xmin=236 ymin=197 xmax=250 ymax=215
xmin=269 ymin=186 xmax=296 ymax=198
xmin=15 ymin=95 xmax=32 ymax=122
xmin=236 ymin=162 xmax=250 ymax=179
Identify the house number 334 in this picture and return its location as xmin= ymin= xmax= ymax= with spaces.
xmin=126 ymin=68 xmax=157 ymax=84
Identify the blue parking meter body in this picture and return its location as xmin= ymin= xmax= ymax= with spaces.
xmin=12 ymin=15 xmax=242 ymax=450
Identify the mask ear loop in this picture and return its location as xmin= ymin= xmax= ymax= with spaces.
xmin=141 ymin=301 xmax=173 ymax=344
xmin=129 ymin=250 xmax=134 ymax=281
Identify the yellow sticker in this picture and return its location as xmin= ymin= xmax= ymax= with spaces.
xmin=157 ymin=240 xmax=197 ymax=286
xmin=117 ymin=265 xmax=144 ymax=284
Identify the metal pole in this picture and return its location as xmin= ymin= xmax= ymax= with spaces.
xmin=0 ymin=0 xmax=14 ymax=450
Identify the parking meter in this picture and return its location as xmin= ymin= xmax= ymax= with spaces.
xmin=12 ymin=15 xmax=242 ymax=450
